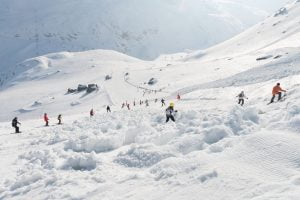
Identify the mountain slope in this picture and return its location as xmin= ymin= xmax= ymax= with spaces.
xmin=185 ymin=0 xmax=300 ymax=61
xmin=0 ymin=0 xmax=289 ymax=82
xmin=1 ymin=1 xmax=300 ymax=200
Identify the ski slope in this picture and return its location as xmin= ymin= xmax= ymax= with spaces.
xmin=1 ymin=1 xmax=300 ymax=200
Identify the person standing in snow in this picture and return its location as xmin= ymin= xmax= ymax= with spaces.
xmin=12 ymin=117 xmax=21 ymax=133
xmin=165 ymin=102 xmax=177 ymax=123
xmin=106 ymin=105 xmax=111 ymax=113
xmin=44 ymin=113 xmax=49 ymax=126
xmin=145 ymin=99 xmax=149 ymax=107
xmin=177 ymin=94 xmax=181 ymax=100
xmin=121 ymin=103 xmax=125 ymax=109
xmin=236 ymin=91 xmax=248 ymax=106
xmin=127 ymin=103 xmax=130 ymax=110
xmin=270 ymin=83 xmax=286 ymax=104
xmin=57 ymin=114 xmax=62 ymax=125
xmin=90 ymin=109 xmax=94 ymax=117
xmin=161 ymin=98 xmax=166 ymax=107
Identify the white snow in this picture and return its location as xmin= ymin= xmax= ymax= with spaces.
xmin=1 ymin=1 xmax=300 ymax=200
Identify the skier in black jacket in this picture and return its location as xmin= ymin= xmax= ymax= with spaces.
xmin=165 ymin=102 xmax=177 ymax=123
xmin=236 ymin=91 xmax=248 ymax=106
xmin=106 ymin=105 xmax=111 ymax=113
xmin=12 ymin=117 xmax=21 ymax=133
xmin=161 ymin=98 xmax=166 ymax=107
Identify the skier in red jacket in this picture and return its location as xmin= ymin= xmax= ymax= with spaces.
xmin=44 ymin=113 xmax=49 ymax=126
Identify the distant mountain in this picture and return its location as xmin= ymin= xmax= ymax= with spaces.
xmin=0 ymin=0 xmax=289 ymax=79
xmin=185 ymin=0 xmax=300 ymax=61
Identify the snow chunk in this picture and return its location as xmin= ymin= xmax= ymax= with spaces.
xmin=114 ymin=144 xmax=175 ymax=168
xmin=19 ymin=150 xmax=59 ymax=169
xmin=62 ymin=153 xmax=97 ymax=171
xmin=64 ymin=135 xmax=123 ymax=153
xmin=203 ymin=125 xmax=231 ymax=144
xmin=226 ymin=106 xmax=259 ymax=135
xmin=198 ymin=170 xmax=218 ymax=183
xmin=168 ymin=135 xmax=205 ymax=154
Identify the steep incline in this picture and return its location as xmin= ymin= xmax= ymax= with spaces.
xmin=186 ymin=0 xmax=300 ymax=61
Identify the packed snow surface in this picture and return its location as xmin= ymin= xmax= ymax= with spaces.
xmin=1 ymin=1 xmax=300 ymax=200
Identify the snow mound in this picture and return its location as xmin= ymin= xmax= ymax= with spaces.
xmin=197 ymin=170 xmax=218 ymax=183
xmin=150 ymin=157 xmax=203 ymax=181
xmin=64 ymin=135 xmax=123 ymax=153
xmin=203 ymin=125 xmax=231 ymax=144
xmin=46 ymin=52 xmax=73 ymax=60
xmin=226 ymin=106 xmax=260 ymax=135
xmin=114 ymin=144 xmax=175 ymax=168
xmin=19 ymin=149 xmax=98 ymax=171
xmin=61 ymin=153 xmax=97 ymax=171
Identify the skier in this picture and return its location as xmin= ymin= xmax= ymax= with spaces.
xmin=121 ymin=103 xmax=125 ymax=109
xmin=236 ymin=91 xmax=248 ymax=106
xmin=155 ymin=98 xmax=158 ymax=103
xmin=165 ymin=102 xmax=177 ymax=123
xmin=145 ymin=99 xmax=149 ymax=107
xmin=106 ymin=105 xmax=111 ymax=113
xmin=90 ymin=109 xmax=94 ymax=117
xmin=127 ymin=103 xmax=130 ymax=110
xmin=177 ymin=94 xmax=181 ymax=100
xmin=44 ymin=113 xmax=49 ymax=126
xmin=270 ymin=83 xmax=286 ymax=104
xmin=133 ymin=101 xmax=136 ymax=106
xmin=12 ymin=117 xmax=21 ymax=133
xmin=57 ymin=114 xmax=62 ymax=125
xmin=161 ymin=98 xmax=166 ymax=107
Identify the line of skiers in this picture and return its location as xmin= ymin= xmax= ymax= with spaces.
xmin=120 ymin=98 xmax=168 ymax=110
xmin=11 ymin=83 xmax=287 ymax=133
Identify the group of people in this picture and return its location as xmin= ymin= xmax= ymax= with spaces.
xmin=11 ymin=83 xmax=287 ymax=133
xmin=236 ymin=83 xmax=286 ymax=106
xmin=43 ymin=113 xmax=62 ymax=126
xmin=120 ymin=98 xmax=168 ymax=111
xmin=11 ymin=113 xmax=63 ymax=134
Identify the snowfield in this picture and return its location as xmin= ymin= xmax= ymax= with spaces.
xmin=1 ymin=1 xmax=300 ymax=200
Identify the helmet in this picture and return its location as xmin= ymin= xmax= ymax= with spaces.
xmin=170 ymin=102 xmax=174 ymax=107
xmin=277 ymin=83 xmax=280 ymax=86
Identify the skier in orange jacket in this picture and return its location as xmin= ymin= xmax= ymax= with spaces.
xmin=270 ymin=83 xmax=286 ymax=104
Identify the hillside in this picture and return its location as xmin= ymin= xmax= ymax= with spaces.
xmin=0 ymin=1 xmax=300 ymax=200
xmin=0 ymin=0 xmax=289 ymax=84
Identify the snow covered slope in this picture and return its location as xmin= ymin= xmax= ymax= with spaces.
xmin=0 ymin=0 xmax=289 ymax=82
xmin=1 ymin=1 xmax=300 ymax=200
xmin=185 ymin=0 xmax=300 ymax=60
